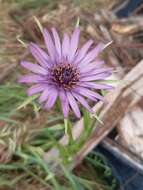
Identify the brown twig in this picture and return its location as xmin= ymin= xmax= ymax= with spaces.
xmin=0 ymin=63 xmax=17 ymax=83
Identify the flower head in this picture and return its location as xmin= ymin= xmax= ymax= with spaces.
xmin=19 ymin=27 xmax=113 ymax=118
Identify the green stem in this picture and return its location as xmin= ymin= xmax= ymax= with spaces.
xmin=64 ymin=118 xmax=74 ymax=145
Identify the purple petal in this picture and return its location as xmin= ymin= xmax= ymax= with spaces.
xmin=29 ymin=43 xmax=50 ymax=68
xmin=20 ymin=61 xmax=48 ymax=75
xmin=62 ymin=33 xmax=70 ymax=59
xmin=76 ymin=86 xmax=105 ymax=101
xmin=72 ymin=91 xmax=93 ymax=113
xmin=74 ymin=88 xmax=96 ymax=101
xmin=44 ymin=88 xmax=58 ymax=109
xmin=79 ymin=43 xmax=105 ymax=66
xmin=27 ymin=84 xmax=47 ymax=96
xmin=59 ymin=90 xmax=69 ymax=118
xmin=80 ymin=72 xmax=112 ymax=82
xmin=68 ymin=27 xmax=80 ymax=62
xmin=81 ymin=68 xmax=113 ymax=77
xmin=74 ymin=40 xmax=93 ymax=64
xmin=66 ymin=91 xmax=81 ymax=118
xmin=78 ymin=82 xmax=113 ymax=89
xmin=43 ymin=28 xmax=56 ymax=61
xmin=30 ymin=43 xmax=49 ymax=60
xmin=39 ymin=86 xmax=50 ymax=103
xmin=18 ymin=74 xmax=44 ymax=83
xmin=79 ymin=60 xmax=105 ymax=73
xmin=52 ymin=28 xmax=62 ymax=59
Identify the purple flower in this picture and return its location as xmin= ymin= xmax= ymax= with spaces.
xmin=18 ymin=27 xmax=113 ymax=118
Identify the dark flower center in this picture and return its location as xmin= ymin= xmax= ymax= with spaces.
xmin=51 ymin=63 xmax=79 ymax=89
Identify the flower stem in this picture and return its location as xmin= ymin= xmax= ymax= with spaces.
xmin=64 ymin=118 xmax=74 ymax=145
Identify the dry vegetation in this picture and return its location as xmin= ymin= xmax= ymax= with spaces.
xmin=0 ymin=0 xmax=143 ymax=189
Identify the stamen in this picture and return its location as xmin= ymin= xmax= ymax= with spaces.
xmin=51 ymin=63 xmax=79 ymax=89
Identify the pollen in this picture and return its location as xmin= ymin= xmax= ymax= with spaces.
xmin=50 ymin=63 xmax=80 ymax=89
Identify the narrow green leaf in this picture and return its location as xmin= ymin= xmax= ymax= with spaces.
xmin=17 ymin=94 xmax=39 ymax=110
